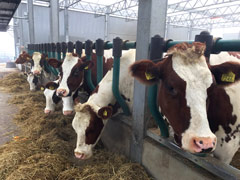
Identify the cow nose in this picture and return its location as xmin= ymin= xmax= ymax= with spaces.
xmin=74 ymin=152 xmax=85 ymax=159
xmin=191 ymin=137 xmax=216 ymax=153
xmin=63 ymin=110 xmax=73 ymax=116
xmin=57 ymin=89 xmax=67 ymax=96
xmin=44 ymin=109 xmax=52 ymax=114
xmin=33 ymin=70 xmax=40 ymax=74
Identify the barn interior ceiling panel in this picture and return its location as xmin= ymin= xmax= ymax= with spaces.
xmin=0 ymin=0 xmax=21 ymax=32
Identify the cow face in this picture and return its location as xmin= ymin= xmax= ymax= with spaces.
xmin=25 ymin=72 xmax=38 ymax=91
xmin=48 ymin=53 xmax=93 ymax=97
xmin=72 ymin=103 xmax=112 ymax=159
xmin=130 ymin=42 xmax=217 ymax=154
xmin=31 ymin=52 xmax=47 ymax=75
xmin=43 ymin=81 xmax=61 ymax=114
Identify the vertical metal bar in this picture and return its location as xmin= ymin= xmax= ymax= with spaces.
xmin=148 ymin=35 xmax=169 ymax=138
xmin=67 ymin=41 xmax=74 ymax=53
xmin=27 ymin=0 xmax=35 ymax=44
xmin=112 ymin=37 xmax=130 ymax=115
xmin=56 ymin=42 xmax=61 ymax=60
xmin=95 ymin=39 xmax=104 ymax=84
xmin=50 ymin=0 xmax=59 ymax=43
xmin=61 ymin=42 xmax=67 ymax=59
xmin=85 ymin=40 xmax=95 ymax=91
xmin=75 ymin=41 xmax=83 ymax=57
xmin=51 ymin=43 xmax=56 ymax=58
xmin=130 ymin=0 xmax=168 ymax=163
xmin=64 ymin=0 xmax=69 ymax=42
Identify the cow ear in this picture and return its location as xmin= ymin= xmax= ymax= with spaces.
xmin=129 ymin=59 xmax=163 ymax=85
xmin=81 ymin=60 xmax=94 ymax=70
xmin=15 ymin=57 xmax=26 ymax=64
xmin=45 ymin=81 xmax=59 ymax=90
xmin=47 ymin=58 xmax=62 ymax=68
xmin=97 ymin=106 xmax=113 ymax=119
xmin=210 ymin=62 xmax=240 ymax=85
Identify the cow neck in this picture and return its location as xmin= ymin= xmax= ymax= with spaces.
xmin=208 ymin=82 xmax=240 ymax=144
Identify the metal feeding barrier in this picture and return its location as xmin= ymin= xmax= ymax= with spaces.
xmin=26 ymin=31 xmax=240 ymax=179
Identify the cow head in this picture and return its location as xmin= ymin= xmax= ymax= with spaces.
xmin=43 ymin=81 xmax=61 ymax=114
xmin=15 ymin=52 xmax=48 ymax=75
xmin=15 ymin=51 xmax=32 ymax=64
xmin=48 ymin=53 xmax=93 ymax=97
xmin=72 ymin=103 xmax=112 ymax=159
xmin=24 ymin=72 xmax=38 ymax=91
xmin=130 ymin=42 xmax=218 ymax=154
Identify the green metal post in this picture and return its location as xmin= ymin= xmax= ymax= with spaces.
xmin=96 ymin=39 xmax=104 ymax=84
xmin=112 ymin=37 xmax=130 ymax=116
xmin=86 ymin=54 xmax=95 ymax=91
xmin=147 ymin=35 xmax=169 ymax=137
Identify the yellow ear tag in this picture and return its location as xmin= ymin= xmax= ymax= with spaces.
xmin=145 ymin=72 xmax=155 ymax=80
xmin=27 ymin=57 xmax=30 ymax=60
xmin=84 ymin=66 xmax=89 ymax=70
xmin=103 ymin=110 xmax=108 ymax=117
xmin=221 ymin=71 xmax=235 ymax=83
xmin=49 ymin=86 xmax=55 ymax=90
xmin=40 ymin=87 xmax=45 ymax=91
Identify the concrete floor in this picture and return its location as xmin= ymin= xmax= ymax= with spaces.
xmin=0 ymin=63 xmax=19 ymax=145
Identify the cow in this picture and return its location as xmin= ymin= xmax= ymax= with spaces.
xmin=130 ymin=42 xmax=240 ymax=164
xmin=45 ymin=52 xmax=113 ymax=115
xmin=15 ymin=51 xmax=53 ymax=91
xmin=72 ymin=49 xmax=135 ymax=159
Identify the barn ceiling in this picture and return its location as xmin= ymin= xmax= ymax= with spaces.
xmin=28 ymin=0 xmax=240 ymax=29
xmin=0 ymin=0 xmax=21 ymax=32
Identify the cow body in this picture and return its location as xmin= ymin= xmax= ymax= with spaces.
xmin=208 ymin=52 xmax=240 ymax=163
xmin=72 ymin=49 xmax=135 ymax=159
xmin=130 ymin=43 xmax=240 ymax=164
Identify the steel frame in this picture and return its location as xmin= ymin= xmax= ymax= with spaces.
xmin=57 ymin=0 xmax=240 ymax=29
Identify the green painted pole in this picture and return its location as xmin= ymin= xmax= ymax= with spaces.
xmin=96 ymin=39 xmax=104 ymax=84
xmin=112 ymin=37 xmax=130 ymax=116
xmin=86 ymin=54 xmax=95 ymax=91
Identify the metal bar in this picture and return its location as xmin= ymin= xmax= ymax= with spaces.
xmin=85 ymin=40 xmax=95 ymax=91
xmin=27 ymin=0 xmax=35 ymax=43
xmin=130 ymin=0 xmax=168 ymax=164
xmin=213 ymin=39 xmax=240 ymax=52
xmin=112 ymin=37 xmax=130 ymax=116
xmin=104 ymin=41 xmax=136 ymax=49
xmin=146 ymin=130 xmax=240 ymax=180
xmin=95 ymin=39 xmax=104 ymax=84
xmin=50 ymin=0 xmax=59 ymax=43
xmin=56 ymin=42 xmax=61 ymax=60
xmin=148 ymin=35 xmax=169 ymax=138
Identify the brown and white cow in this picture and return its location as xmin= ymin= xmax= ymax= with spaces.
xmin=72 ymin=49 xmax=135 ymax=159
xmin=130 ymin=42 xmax=240 ymax=164
xmin=46 ymin=52 xmax=113 ymax=115
xmin=15 ymin=51 xmax=52 ymax=91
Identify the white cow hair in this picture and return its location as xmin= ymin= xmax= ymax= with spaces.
xmin=27 ymin=73 xmax=36 ymax=91
xmin=72 ymin=49 xmax=135 ymax=158
xmin=62 ymin=96 xmax=74 ymax=112
xmin=171 ymin=49 xmax=216 ymax=152
xmin=31 ymin=52 xmax=42 ymax=73
xmin=44 ymin=79 xmax=60 ymax=112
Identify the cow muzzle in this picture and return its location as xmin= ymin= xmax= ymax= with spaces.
xmin=74 ymin=151 xmax=92 ymax=160
xmin=33 ymin=70 xmax=41 ymax=75
xmin=57 ymin=89 xmax=68 ymax=97
xmin=190 ymin=136 xmax=216 ymax=153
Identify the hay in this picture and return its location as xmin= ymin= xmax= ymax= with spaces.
xmin=0 ymin=72 xmax=29 ymax=93
xmin=6 ymin=153 xmax=67 ymax=180
xmin=0 ymin=72 xmax=152 ymax=180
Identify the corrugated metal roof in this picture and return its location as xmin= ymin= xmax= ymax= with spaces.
xmin=0 ymin=0 xmax=21 ymax=32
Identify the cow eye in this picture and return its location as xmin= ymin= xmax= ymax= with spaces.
xmin=165 ymin=83 xmax=177 ymax=96
xmin=73 ymin=68 xmax=80 ymax=76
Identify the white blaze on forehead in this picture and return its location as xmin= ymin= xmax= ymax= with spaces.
xmin=32 ymin=52 xmax=42 ymax=72
xmin=58 ymin=53 xmax=79 ymax=94
xmin=171 ymin=49 xmax=215 ymax=150
xmin=44 ymin=88 xmax=56 ymax=111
